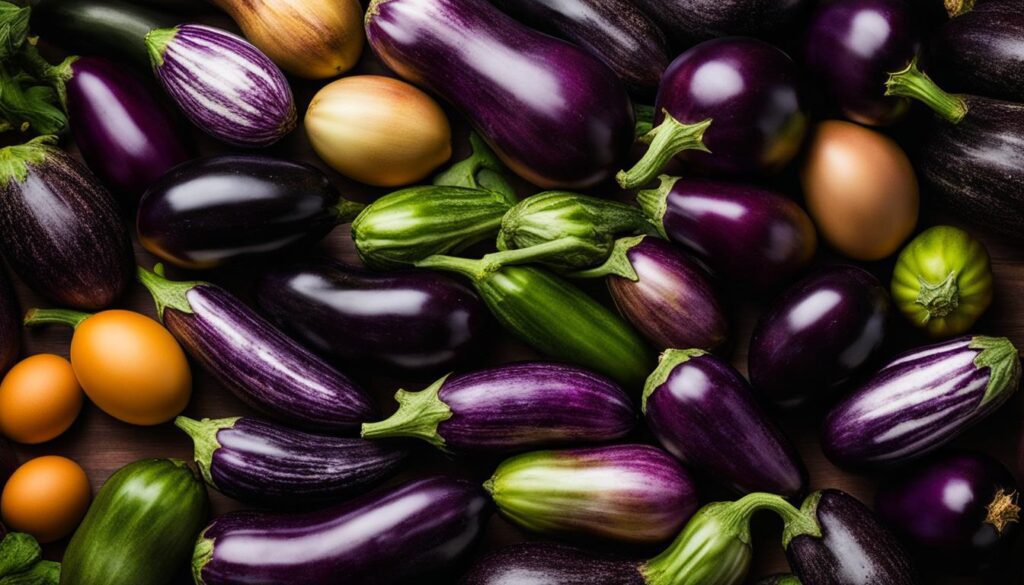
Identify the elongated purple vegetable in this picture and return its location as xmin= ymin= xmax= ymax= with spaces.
xmin=823 ymin=336 xmax=1021 ymax=468
xmin=175 ymin=416 xmax=408 ymax=505
xmin=145 ymin=23 xmax=296 ymax=147
xmin=137 ymin=265 xmax=376 ymax=433
xmin=930 ymin=0 xmax=1024 ymax=102
xmin=0 ymin=268 xmax=20 ymax=377
xmin=361 ymin=362 xmax=635 ymax=453
xmin=193 ymin=476 xmax=490 ymax=585
xmin=632 ymin=0 xmax=810 ymax=45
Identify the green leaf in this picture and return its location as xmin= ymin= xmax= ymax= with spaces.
xmin=0 ymin=560 xmax=60 ymax=585
xmin=0 ymin=3 xmax=30 ymax=60
xmin=0 ymin=533 xmax=41 ymax=578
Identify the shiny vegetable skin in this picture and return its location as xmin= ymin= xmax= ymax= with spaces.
xmin=0 ymin=269 xmax=20 ymax=378
xmin=461 ymin=543 xmax=644 ymax=584
xmin=137 ymin=266 xmax=376 ymax=433
xmin=193 ymin=476 xmax=490 ymax=585
xmin=366 ymin=0 xmax=634 ymax=189
xmin=930 ymin=0 xmax=1024 ymax=102
xmin=61 ymin=459 xmax=208 ymax=585
xmin=644 ymin=350 xmax=806 ymax=498
xmin=632 ymin=0 xmax=809 ymax=44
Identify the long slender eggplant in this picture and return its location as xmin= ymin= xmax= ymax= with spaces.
xmin=137 ymin=265 xmax=377 ymax=433
xmin=257 ymin=260 xmax=486 ymax=372
xmin=174 ymin=416 xmax=408 ymax=505
xmin=631 ymin=0 xmax=810 ymax=45
xmin=361 ymin=362 xmax=635 ymax=453
xmin=0 ymin=138 xmax=133 ymax=310
xmin=366 ymin=0 xmax=634 ymax=189
xmin=822 ymin=336 xmax=1021 ymax=468
xmin=0 ymin=268 xmax=19 ymax=377
xmin=137 ymin=155 xmax=364 ymax=270
xmin=749 ymin=265 xmax=890 ymax=409
xmin=643 ymin=349 xmax=806 ymax=497
xmin=930 ymin=0 xmax=1024 ymax=102
xmin=193 ymin=476 xmax=490 ymax=585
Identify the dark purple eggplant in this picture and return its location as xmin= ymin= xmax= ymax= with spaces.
xmin=193 ymin=476 xmax=490 ymax=585
xmin=491 ymin=0 xmax=669 ymax=93
xmin=643 ymin=349 xmax=807 ymax=498
xmin=137 ymin=265 xmax=377 ymax=433
xmin=0 ymin=138 xmax=133 ymax=310
xmin=930 ymin=0 xmax=1024 ymax=102
xmin=631 ymin=0 xmax=809 ymax=45
xmin=361 ymin=362 xmax=635 ymax=453
xmin=618 ymin=37 xmax=807 ymax=187
xmin=365 ymin=0 xmax=634 ymax=189
xmin=461 ymin=543 xmax=644 ymax=584
xmin=638 ymin=176 xmax=817 ymax=291
xmin=255 ymin=259 xmax=485 ymax=373
xmin=822 ymin=335 xmax=1021 ymax=468
xmin=749 ymin=265 xmax=890 ymax=409
xmin=875 ymin=451 xmax=1020 ymax=573
xmin=0 ymin=268 xmax=20 ymax=378
xmin=175 ymin=416 xmax=408 ymax=505
xmin=137 ymin=155 xmax=364 ymax=270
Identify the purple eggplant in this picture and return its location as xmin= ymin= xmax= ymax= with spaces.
xmin=0 ymin=268 xmax=20 ymax=377
xmin=145 ymin=23 xmax=296 ymax=147
xmin=137 ymin=155 xmax=364 ymax=270
xmin=137 ymin=265 xmax=376 ymax=433
xmin=194 ymin=476 xmax=490 ymax=585
xmin=749 ymin=265 xmax=890 ymax=409
xmin=461 ymin=543 xmax=643 ymax=584
xmin=631 ymin=0 xmax=810 ymax=45
xmin=618 ymin=37 xmax=807 ymax=187
xmin=485 ymin=444 xmax=697 ymax=544
xmin=638 ymin=176 xmax=817 ymax=291
xmin=643 ymin=349 xmax=806 ymax=498
xmin=256 ymin=260 xmax=485 ymax=373
xmin=0 ymin=139 xmax=133 ymax=310
xmin=876 ymin=451 xmax=1020 ymax=573
xmin=823 ymin=336 xmax=1021 ymax=468
xmin=930 ymin=0 xmax=1024 ymax=102
xmin=361 ymin=362 xmax=635 ymax=453
xmin=175 ymin=416 xmax=408 ymax=505
xmin=365 ymin=0 xmax=634 ymax=189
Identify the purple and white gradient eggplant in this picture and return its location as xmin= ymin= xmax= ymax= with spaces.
xmin=632 ymin=0 xmax=810 ymax=45
xmin=485 ymin=444 xmax=697 ymax=544
xmin=193 ymin=476 xmax=490 ymax=585
xmin=137 ymin=265 xmax=376 ymax=433
xmin=0 ymin=268 xmax=20 ymax=378
xmin=175 ymin=416 xmax=408 ymax=505
xmin=145 ymin=23 xmax=296 ymax=147
xmin=930 ymin=0 xmax=1024 ymax=102
xmin=361 ymin=362 xmax=635 ymax=453
xmin=643 ymin=349 xmax=806 ymax=498
xmin=823 ymin=336 xmax=1021 ymax=469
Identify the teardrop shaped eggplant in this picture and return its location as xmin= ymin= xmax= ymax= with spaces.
xmin=0 ymin=268 xmax=19 ymax=377
xmin=930 ymin=0 xmax=1024 ymax=102
xmin=632 ymin=0 xmax=810 ymax=45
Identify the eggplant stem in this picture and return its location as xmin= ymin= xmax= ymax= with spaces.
xmin=945 ymin=0 xmax=975 ymax=17
xmin=334 ymin=198 xmax=366 ymax=224
xmin=970 ymin=336 xmax=1022 ymax=407
xmin=617 ymin=113 xmax=711 ymax=190
xmin=782 ymin=491 xmax=825 ymax=548
xmin=984 ymin=489 xmax=1020 ymax=534
xmin=23 ymin=307 xmax=91 ymax=329
xmin=191 ymin=529 xmax=213 ymax=585
xmin=433 ymin=132 xmax=516 ymax=205
xmin=640 ymin=348 xmax=708 ymax=414
xmin=360 ymin=375 xmax=453 ymax=449
xmin=568 ymin=236 xmax=643 ymax=281
xmin=137 ymin=264 xmax=202 ymax=320
xmin=635 ymin=175 xmax=677 ymax=238
xmin=915 ymin=271 xmax=960 ymax=321
xmin=885 ymin=58 xmax=967 ymax=124
xmin=174 ymin=416 xmax=237 ymax=487
xmin=481 ymin=237 xmax=595 ymax=272
xmin=415 ymin=254 xmax=488 ymax=281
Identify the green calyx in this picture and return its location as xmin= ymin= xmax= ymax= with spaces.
xmin=0 ymin=135 xmax=56 ymax=184
xmin=635 ymin=175 xmax=677 ymax=238
xmin=915 ymin=271 xmax=960 ymax=321
xmin=569 ymin=235 xmax=644 ymax=281
xmin=333 ymin=198 xmax=367 ymax=224
xmin=885 ymin=58 xmax=968 ymax=124
xmin=434 ymin=132 xmax=516 ymax=204
xmin=0 ymin=559 xmax=59 ymax=585
xmin=144 ymin=26 xmax=178 ymax=68
xmin=0 ymin=533 xmax=41 ymax=578
xmin=191 ymin=529 xmax=213 ymax=585
xmin=641 ymin=348 xmax=707 ymax=414
xmin=23 ymin=307 xmax=91 ymax=329
xmin=360 ymin=374 xmax=453 ymax=449
xmin=174 ymin=416 xmax=239 ymax=487
xmin=617 ymin=112 xmax=712 ymax=190
xmin=970 ymin=336 xmax=1022 ymax=407
xmin=781 ymin=491 xmax=824 ymax=549
xmin=136 ymin=264 xmax=201 ymax=320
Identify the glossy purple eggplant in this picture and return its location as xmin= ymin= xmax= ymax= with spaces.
xmin=822 ymin=336 xmax=1021 ymax=468
xmin=175 ymin=416 xmax=408 ymax=505
xmin=362 ymin=362 xmax=635 ymax=453
xmin=632 ymin=0 xmax=809 ymax=45
xmin=0 ymin=139 xmax=133 ymax=310
xmin=461 ymin=543 xmax=643 ymax=584
xmin=930 ymin=0 xmax=1024 ymax=102
xmin=256 ymin=260 xmax=485 ymax=373
xmin=638 ymin=176 xmax=817 ymax=290
xmin=0 ymin=268 xmax=20 ymax=377
xmin=749 ymin=265 xmax=890 ymax=409
xmin=193 ymin=476 xmax=490 ymax=585
xmin=643 ymin=349 xmax=807 ymax=498
xmin=875 ymin=451 xmax=1020 ymax=573
xmin=137 ymin=266 xmax=377 ymax=433
xmin=365 ymin=0 xmax=634 ymax=189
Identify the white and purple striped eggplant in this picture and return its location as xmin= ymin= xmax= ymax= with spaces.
xmin=145 ymin=23 xmax=296 ymax=147
xmin=822 ymin=336 xmax=1021 ymax=469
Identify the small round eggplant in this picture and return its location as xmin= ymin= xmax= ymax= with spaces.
xmin=930 ymin=0 xmax=1024 ymax=102
xmin=0 ymin=268 xmax=20 ymax=377
xmin=632 ymin=0 xmax=810 ymax=45
xmin=749 ymin=265 xmax=890 ymax=408
xmin=361 ymin=362 xmax=635 ymax=453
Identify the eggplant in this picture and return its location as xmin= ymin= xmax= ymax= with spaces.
xmin=175 ymin=416 xmax=408 ymax=505
xmin=137 ymin=155 xmax=364 ymax=270
xmin=0 ymin=138 xmax=133 ymax=310
xmin=256 ymin=259 xmax=485 ymax=373
xmin=643 ymin=349 xmax=806 ymax=498
xmin=617 ymin=37 xmax=807 ymax=187
xmin=361 ymin=362 xmax=635 ymax=453
xmin=822 ymin=335 xmax=1021 ymax=468
xmin=145 ymin=24 xmax=296 ymax=147
xmin=875 ymin=451 xmax=1020 ymax=573
xmin=631 ymin=0 xmax=809 ymax=45
xmin=638 ymin=176 xmax=817 ymax=290
xmin=930 ymin=0 xmax=1024 ymax=102
xmin=137 ymin=265 xmax=377 ymax=433
xmin=193 ymin=476 xmax=490 ymax=585
xmin=365 ymin=0 xmax=634 ymax=189
xmin=756 ymin=576 xmax=802 ymax=585
xmin=749 ymin=265 xmax=890 ymax=409
xmin=0 ymin=268 xmax=19 ymax=378
xmin=461 ymin=543 xmax=644 ymax=584
xmin=486 ymin=444 xmax=697 ymax=544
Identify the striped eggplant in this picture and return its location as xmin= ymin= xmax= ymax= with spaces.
xmin=193 ymin=476 xmax=490 ymax=585
xmin=361 ymin=362 xmax=635 ymax=453
xmin=632 ymin=0 xmax=810 ymax=45
xmin=0 ymin=268 xmax=19 ymax=378
xmin=137 ymin=265 xmax=377 ymax=433
xmin=485 ymin=444 xmax=697 ymax=544
xmin=0 ymin=138 xmax=133 ymax=310
xmin=145 ymin=23 xmax=296 ymax=147
xmin=930 ymin=0 xmax=1024 ymax=102
xmin=822 ymin=336 xmax=1021 ymax=469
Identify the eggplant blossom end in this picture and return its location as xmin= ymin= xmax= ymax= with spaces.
xmin=641 ymin=349 xmax=707 ymax=414
xmin=970 ymin=336 xmax=1022 ymax=407
xmin=915 ymin=272 xmax=959 ymax=321
xmin=136 ymin=264 xmax=201 ymax=321
xmin=360 ymin=375 xmax=452 ymax=449
xmin=144 ymin=26 xmax=179 ymax=69
xmin=174 ymin=416 xmax=239 ymax=487
xmin=984 ymin=489 xmax=1020 ymax=534
xmin=191 ymin=530 xmax=213 ymax=585
xmin=0 ymin=135 xmax=57 ymax=184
